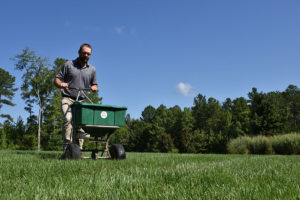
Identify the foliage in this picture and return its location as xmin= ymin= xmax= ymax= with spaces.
xmin=248 ymin=88 xmax=287 ymax=135
xmin=227 ymin=137 xmax=250 ymax=154
xmin=272 ymin=133 xmax=300 ymax=155
xmin=0 ymin=67 xmax=18 ymax=121
xmin=141 ymin=105 xmax=156 ymax=122
xmin=231 ymin=97 xmax=250 ymax=137
xmin=156 ymin=133 xmax=175 ymax=153
xmin=41 ymin=58 xmax=66 ymax=151
xmin=110 ymin=126 xmax=130 ymax=146
xmin=282 ymin=85 xmax=300 ymax=132
xmin=248 ymin=135 xmax=273 ymax=154
xmin=0 ymin=118 xmax=36 ymax=150
xmin=12 ymin=48 xmax=55 ymax=151
xmin=228 ymin=134 xmax=300 ymax=155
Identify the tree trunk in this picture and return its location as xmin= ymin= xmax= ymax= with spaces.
xmin=37 ymin=89 xmax=41 ymax=152
xmin=38 ymin=105 xmax=42 ymax=152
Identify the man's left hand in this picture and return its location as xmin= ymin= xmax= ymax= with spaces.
xmin=91 ymin=85 xmax=98 ymax=92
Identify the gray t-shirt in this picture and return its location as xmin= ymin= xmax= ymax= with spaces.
xmin=56 ymin=59 xmax=97 ymax=100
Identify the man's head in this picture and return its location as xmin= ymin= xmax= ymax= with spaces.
xmin=78 ymin=43 xmax=92 ymax=65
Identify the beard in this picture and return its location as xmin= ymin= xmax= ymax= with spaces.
xmin=78 ymin=56 xmax=89 ymax=65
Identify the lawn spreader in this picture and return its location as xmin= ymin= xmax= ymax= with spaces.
xmin=63 ymin=88 xmax=127 ymax=160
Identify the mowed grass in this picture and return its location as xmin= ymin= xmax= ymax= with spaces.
xmin=0 ymin=151 xmax=299 ymax=199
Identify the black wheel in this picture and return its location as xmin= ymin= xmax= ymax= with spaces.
xmin=64 ymin=144 xmax=82 ymax=160
xmin=109 ymin=144 xmax=126 ymax=159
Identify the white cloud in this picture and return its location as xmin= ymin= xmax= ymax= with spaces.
xmin=114 ymin=26 xmax=125 ymax=35
xmin=176 ymin=82 xmax=193 ymax=97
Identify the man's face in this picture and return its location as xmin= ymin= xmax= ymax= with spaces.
xmin=78 ymin=46 xmax=92 ymax=64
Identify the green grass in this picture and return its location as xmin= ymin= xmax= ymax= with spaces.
xmin=0 ymin=150 xmax=299 ymax=199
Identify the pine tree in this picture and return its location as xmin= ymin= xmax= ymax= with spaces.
xmin=0 ymin=68 xmax=18 ymax=121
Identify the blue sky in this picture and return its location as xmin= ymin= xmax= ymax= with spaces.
xmin=1 ymin=0 xmax=300 ymax=123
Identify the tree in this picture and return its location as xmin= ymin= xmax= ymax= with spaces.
xmin=221 ymin=98 xmax=233 ymax=141
xmin=127 ymin=119 xmax=152 ymax=152
xmin=206 ymin=97 xmax=223 ymax=133
xmin=1 ymin=120 xmax=14 ymax=149
xmin=261 ymin=91 xmax=286 ymax=134
xmin=230 ymin=97 xmax=250 ymax=137
xmin=177 ymin=108 xmax=195 ymax=153
xmin=0 ymin=68 xmax=18 ymax=121
xmin=166 ymin=105 xmax=182 ymax=138
xmin=248 ymin=88 xmax=286 ymax=135
xmin=248 ymin=88 xmax=265 ymax=135
xmin=191 ymin=94 xmax=228 ymax=153
xmin=282 ymin=85 xmax=300 ymax=132
xmin=12 ymin=47 xmax=55 ymax=151
xmin=40 ymin=58 xmax=65 ymax=150
xmin=191 ymin=94 xmax=208 ymax=130
xmin=14 ymin=117 xmax=26 ymax=148
xmin=156 ymin=133 xmax=175 ymax=153
xmin=141 ymin=105 xmax=156 ymax=122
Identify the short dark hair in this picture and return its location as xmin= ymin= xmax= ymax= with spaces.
xmin=79 ymin=43 xmax=92 ymax=53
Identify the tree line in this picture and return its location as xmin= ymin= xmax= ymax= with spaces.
xmin=1 ymin=48 xmax=300 ymax=153
xmin=111 ymin=85 xmax=300 ymax=153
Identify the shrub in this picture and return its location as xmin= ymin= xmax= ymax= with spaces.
xmin=248 ymin=136 xmax=272 ymax=155
xmin=272 ymin=133 xmax=300 ymax=155
xmin=227 ymin=136 xmax=250 ymax=154
xmin=228 ymin=133 xmax=300 ymax=155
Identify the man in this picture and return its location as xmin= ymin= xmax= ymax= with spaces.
xmin=54 ymin=43 xmax=98 ymax=151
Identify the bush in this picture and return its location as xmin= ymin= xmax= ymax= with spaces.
xmin=248 ymin=136 xmax=272 ymax=154
xmin=272 ymin=133 xmax=300 ymax=155
xmin=228 ymin=133 xmax=300 ymax=155
xmin=227 ymin=137 xmax=250 ymax=154
xmin=19 ymin=134 xmax=37 ymax=150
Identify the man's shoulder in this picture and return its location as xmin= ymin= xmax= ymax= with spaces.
xmin=61 ymin=60 xmax=78 ymax=70
xmin=64 ymin=60 xmax=75 ymax=66
xmin=88 ymin=63 xmax=96 ymax=71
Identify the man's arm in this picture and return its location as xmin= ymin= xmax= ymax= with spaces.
xmin=54 ymin=78 xmax=68 ymax=89
xmin=90 ymin=67 xmax=98 ymax=92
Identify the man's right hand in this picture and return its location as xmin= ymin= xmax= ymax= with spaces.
xmin=60 ymin=82 xmax=69 ymax=89
xmin=54 ymin=78 xmax=68 ymax=89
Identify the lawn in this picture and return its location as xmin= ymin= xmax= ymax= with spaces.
xmin=0 ymin=150 xmax=299 ymax=199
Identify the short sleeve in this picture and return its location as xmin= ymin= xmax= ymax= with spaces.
xmin=91 ymin=67 xmax=98 ymax=85
xmin=56 ymin=62 xmax=67 ymax=80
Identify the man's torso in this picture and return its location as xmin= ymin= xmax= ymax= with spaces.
xmin=56 ymin=59 xmax=97 ymax=99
